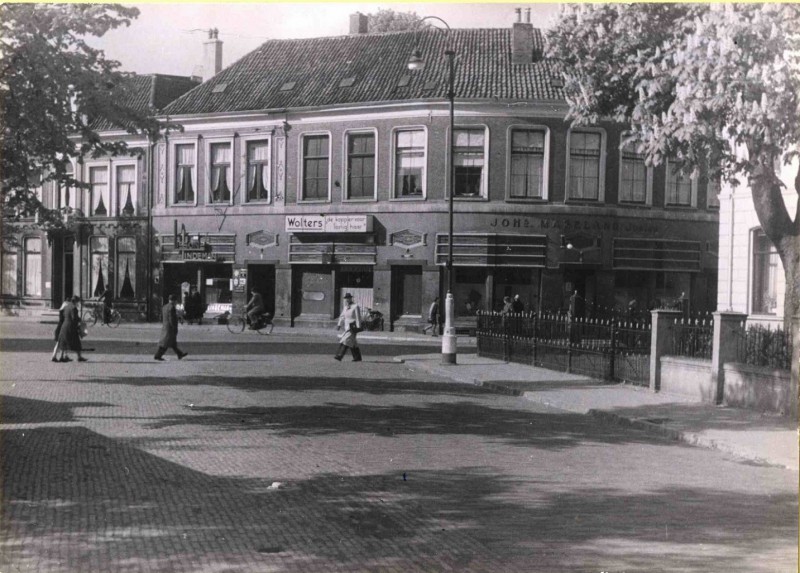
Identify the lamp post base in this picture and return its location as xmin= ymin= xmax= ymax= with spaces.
xmin=440 ymin=291 xmax=457 ymax=364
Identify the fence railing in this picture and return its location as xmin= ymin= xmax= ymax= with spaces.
xmin=735 ymin=324 xmax=793 ymax=371
xmin=668 ymin=317 xmax=714 ymax=360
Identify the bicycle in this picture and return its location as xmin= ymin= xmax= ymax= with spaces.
xmin=225 ymin=310 xmax=274 ymax=335
xmin=82 ymin=303 xmax=121 ymax=328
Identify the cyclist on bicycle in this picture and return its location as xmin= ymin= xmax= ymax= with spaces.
xmin=245 ymin=288 xmax=266 ymax=329
xmin=98 ymin=286 xmax=114 ymax=325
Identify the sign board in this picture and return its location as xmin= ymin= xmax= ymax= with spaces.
xmin=285 ymin=214 xmax=372 ymax=233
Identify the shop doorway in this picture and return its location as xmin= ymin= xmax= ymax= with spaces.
xmin=391 ymin=266 xmax=422 ymax=322
xmin=293 ymin=265 xmax=333 ymax=318
xmin=563 ymin=269 xmax=596 ymax=318
xmin=162 ymin=262 xmax=232 ymax=309
xmin=335 ymin=266 xmax=373 ymax=314
xmin=247 ymin=264 xmax=275 ymax=315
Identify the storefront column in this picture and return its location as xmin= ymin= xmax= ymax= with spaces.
xmin=372 ymin=266 xmax=391 ymax=321
xmin=274 ymin=264 xmax=292 ymax=326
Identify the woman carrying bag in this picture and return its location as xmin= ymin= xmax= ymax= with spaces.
xmin=334 ymin=292 xmax=363 ymax=362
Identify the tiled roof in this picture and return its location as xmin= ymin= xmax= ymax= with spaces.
xmin=163 ymin=28 xmax=563 ymax=116
xmin=91 ymin=74 xmax=199 ymax=131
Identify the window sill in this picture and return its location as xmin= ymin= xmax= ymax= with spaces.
xmin=297 ymin=199 xmax=331 ymax=204
xmin=505 ymin=197 xmax=548 ymax=203
xmin=664 ymin=204 xmax=696 ymax=210
xmin=243 ymin=200 xmax=272 ymax=205
xmin=343 ymin=197 xmax=377 ymax=203
xmin=617 ymin=201 xmax=651 ymax=208
xmin=564 ymin=199 xmax=603 ymax=205
xmin=390 ymin=196 xmax=426 ymax=201
xmin=452 ymin=195 xmax=488 ymax=202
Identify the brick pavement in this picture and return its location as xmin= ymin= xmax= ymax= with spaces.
xmin=0 ymin=342 xmax=797 ymax=572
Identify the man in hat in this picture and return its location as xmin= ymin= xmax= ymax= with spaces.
xmin=334 ymin=292 xmax=362 ymax=362
xmin=154 ymin=294 xmax=187 ymax=361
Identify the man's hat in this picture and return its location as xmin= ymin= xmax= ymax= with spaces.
xmin=343 ymin=292 xmax=353 ymax=299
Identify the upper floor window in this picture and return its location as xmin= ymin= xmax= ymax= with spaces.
xmin=116 ymin=165 xmax=136 ymax=216
xmin=394 ymin=128 xmax=425 ymax=198
xmin=88 ymin=166 xmax=109 ymax=216
xmin=665 ymin=160 xmax=696 ymax=207
xmin=58 ymin=163 xmax=76 ymax=211
xmin=751 ymin=229 xmax=779 ymax=315
xmin=2 ymin=251 xmax=18 ymax=296
xmin=24 ymin=237 xmax=41 ymax=297
xmin=346 ymin=132 xmax=375 ymax=200
xmin=567 ymin=130 xmax=603 ymax=201
xmin=453 ymin=127 xmax=486 ymax=198
xmin=209 ymin=142 xmax=232 ymax=204
xmin=174 ymin=143 xmax=195 ymax=204
xmin=246 ymin=140 xmax=270 ymax=202
xmin=707 ymin=177 xmax=720 ymax=209
xmin=619 ymin=140 xmax=649 ymax=204
xmin=117 ymin=236 xmax=136 ymax=299
xmin=509 ymin=128 xmax=546 ymax=200
xmin=302 ymin=134 xmax=330 ymax=201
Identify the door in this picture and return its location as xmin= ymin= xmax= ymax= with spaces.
xmin=294 ymin=265 xmax=332 ymax=317
xmin=391 ymin=266 xmax=422 ymax=322
xmin=247 ymin=264 xmax=275 ymax=315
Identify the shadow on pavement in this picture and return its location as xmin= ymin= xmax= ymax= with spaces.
xmin=2 ymin=424 xmax=795 ymax=573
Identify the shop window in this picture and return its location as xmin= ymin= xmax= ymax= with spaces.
xmin=752 ymin=229 xmax=779 ymax=315
xmin=117 ymin=236 xmax=136 ymax=299
xmin=116 ymin=164 xmax=136 ymax=216
xmin=90 ymin=236 xmax=109 ymax=298
xmin=619 ymin=140 xmax=649 ymax=204
xmin=454 ymin=267 xmax=486 ymax=317
xmin=453 ymin=128 xmax=486 ymax=198
xmin=302 ymin=134 xmax=330 ymax=201
xmin=174 ymin=143 xmax=195 ymax=204
xmin=24 ymin=238 xmax=41 ymax=296
xmin=567 ymin=130 xmax=603 ymax=201
xmin=209 ymin=142 xmax=232 ymax=204
xmin=246 ymin=140 xmax=270 ymax=202
xmin=89 ymin=166 xmax=109 ymax=216
xmin=346 ymin=132 xmax=375 ymax=200
xmin=2 ymin=251 xmax=18 ymax=296
xmin=394 ymin=129 xmax=425 ymax=198
xmin=665 ymin=160 xmax=696 ymax=207
xmin=509 ymin=128 xmax=546 ymax=199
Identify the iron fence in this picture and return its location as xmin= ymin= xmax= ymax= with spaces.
xmin=476 ymin=311 xmax=651 ymax=385
xmin=667 ymin=317 xmax=714 ymax=360
xmin=735 ymin=324 xmax=792 ymax=371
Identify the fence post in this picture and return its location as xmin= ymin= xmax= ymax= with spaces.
xmin=566 ymin=316 xmax=573 ymax=374
xmin=650 ymin=309 xmax=682 ymax=392
xmin=609 ymin=319 xmax=617 ymax=380
xmin=711 ymin=311 xmax=747 ymax=404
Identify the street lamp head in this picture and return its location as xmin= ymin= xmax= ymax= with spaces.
xmin=566 ymin=243 xmax=574 ymax=250
xmin=407 ymin=49 xmax=426 ymax=71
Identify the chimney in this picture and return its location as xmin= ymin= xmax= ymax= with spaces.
xmin=512 ymin=8 xmax=534 ymax=65
xmin=349 ymin=12 xmax=368 ymax=34
xmin=203 ymin=28 xmax=223 ymax=81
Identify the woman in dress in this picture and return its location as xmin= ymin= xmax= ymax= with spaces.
xmin=51 ymin=299 xmax=70 ymax=362
xmin=57 ymin=295 xmax=87 ymax=362
xmin=334 ymin=293 xmax=362 ymax=362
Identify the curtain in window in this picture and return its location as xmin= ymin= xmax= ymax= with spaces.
xmin=175 ymin=145 xmax=195 ymax=203
xmin=24 ymin=238 xmax=41 ymax=296
xmin=117 ymin=236 xmax=136 ymax=299
xmin=117 ymin=165 xmax=136 ymax=216
xmin=510 ymin=130 xmax=544 ymax=198
xmin=568 ymin=132 xmax=601 ymax=200
xmin=210 ymin=143 xmax=231 ymax=203
xmin=395 ymin=130 xmax=424 ymax=197
xmin=752 ymin=230 xmax=779 ymax=314
xmin=247 ymin=141 xmax=269 ymax=201
xmin=90 ymin=236 xmax=109 ymax=298
xmin=454 ymin=129 xmax=484 ymax=197
xmin=2 ymin=252 xmax=18 ymax=296
xmin=90 ymin=167 xmax=109 ymax=216
xmin=59 ymin=164 xmax=75 ymax=210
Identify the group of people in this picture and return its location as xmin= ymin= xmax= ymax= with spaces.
xmin=500 ymin=294 xmax=526 ymax=314
xmin=51 ymin=295 xmax=87 ymax=363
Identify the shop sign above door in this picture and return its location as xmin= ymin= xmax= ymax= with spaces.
xmin=285 ymin=214 xmax=372 ymax=233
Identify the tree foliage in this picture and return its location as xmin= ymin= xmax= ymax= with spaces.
xmin=0 ymin=3 xmax=161 ymax=229
xmin=367 ymin=9 xmax=428 ymax=33
xmin=546 ymin=3 xmax=800 ymax=323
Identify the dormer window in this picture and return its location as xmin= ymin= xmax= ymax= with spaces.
xmin=280 ymin=81 xmax=296 ymax=91
xmin=339 ymin=77 xmax=356 ymax=88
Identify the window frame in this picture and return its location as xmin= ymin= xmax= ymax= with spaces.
xmin=565 ymin=127 xmax=607 ymax=203
xmin=617 ymin=135 xmax=653 ymax=206
xmin=240 ymin=134 xmax=272 ymax=205
xmin=205 ymin=136 xmax=235 ymax=206
xmin=23 ymin=236 xmax=42 ymax=297
xmin=2 ymin=249 xmax=18 ymax=297
xmin=116 ymin=236 xmax=137 ymax=300
xmin=298 ymin=131 xmax=332 ymax=203
xmin=750 ymin=227 xmax=780 ymax=316
xmin=505 ymin=125 xmax=550 ymax=202
xmin=57 ymin=160 xmax=78 ymax=212
xmin=706 ymin=176 xmax=721 ymax=210
xmin=113 ymin=160 xmax=138 ymax=216
xmin=343 ymin=128 xmax=378 ymax=202
xmin=84 ymin=161 xmax=111 ymax=218
xmin=448 ymin=124 xmax=490 ymax=200
xmin=391 ymin=125 xmax=428 ymax=201
xmin=89 ymin=235 xmax=110 ymax=299
xmin=664 ymin=159 xmax=698 ymax=208
xmin=168 ymin=138 xmax=199 ymax=207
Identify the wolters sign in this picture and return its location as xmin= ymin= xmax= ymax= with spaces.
xmin=285 ymin=214 xmax=372 ymax=233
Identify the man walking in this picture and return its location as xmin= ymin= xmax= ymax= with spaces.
xmin=334 ymin=293 xmax=362 ymax=362
xmin=154 ymin=294 xmax=187 ymax=361
xmin=423 ymin=297 xmax=440 ymax=336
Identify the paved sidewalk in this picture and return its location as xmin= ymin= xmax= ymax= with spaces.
xmin=396 ymin=353 xmax=799 ymax=472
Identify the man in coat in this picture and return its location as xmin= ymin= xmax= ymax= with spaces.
xmin=334 ymin=292 xmax=362 ymax=362
xmin=154 ymin=294 xmax=188 ymax=361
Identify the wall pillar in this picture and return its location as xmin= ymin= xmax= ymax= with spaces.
xmin=711 ymin=311 xmax=747 ymax=404
xmin=650 ymin=309 xmax=682 ymax=392
xmin=274 ymin=265 xmax=292 ymax=326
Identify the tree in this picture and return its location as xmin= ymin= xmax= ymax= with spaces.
xmin=367 ymin=9 xmax=428 ymax=33
xmin=546 ymin=4 xmax=800 ymax=328
xmin=0 ymin=4 xmax=162 ymax=234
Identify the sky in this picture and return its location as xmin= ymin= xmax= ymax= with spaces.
xmin=89 ymin=3 xmax=562 ymax=77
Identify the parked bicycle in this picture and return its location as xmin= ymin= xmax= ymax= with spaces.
xmin=225 ymin=310 xmax=274 ymax=335
xmin=82 ymin=303 xmax=121 ymax=328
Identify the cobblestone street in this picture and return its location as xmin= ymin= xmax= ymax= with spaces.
xmin=1 ymin=331 xmax=797 ymax=572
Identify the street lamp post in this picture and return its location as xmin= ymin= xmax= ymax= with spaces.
xmin=408 ymin=17 xmax=458 ymax=365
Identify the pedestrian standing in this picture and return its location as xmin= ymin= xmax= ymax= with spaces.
xmin=500 ymin=296 xmax=514 ymax=314
xmin=154 ymin=294 xmax=188 ymax=361
xmin=57 ymin=295 xmax=87 ymax=362
xmin=51 ymin=299 xmax=69 ymax=362
xmin=334 ymin=293 xmax=362 ymax=362
xmin=423 ymin=297 xmax=440 ymax=336
xmin=512 ymin=294 xmax=524 ymax=313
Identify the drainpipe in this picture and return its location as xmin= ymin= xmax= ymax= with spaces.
xmin=146 ymin=133 xmax=155 ymax=322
